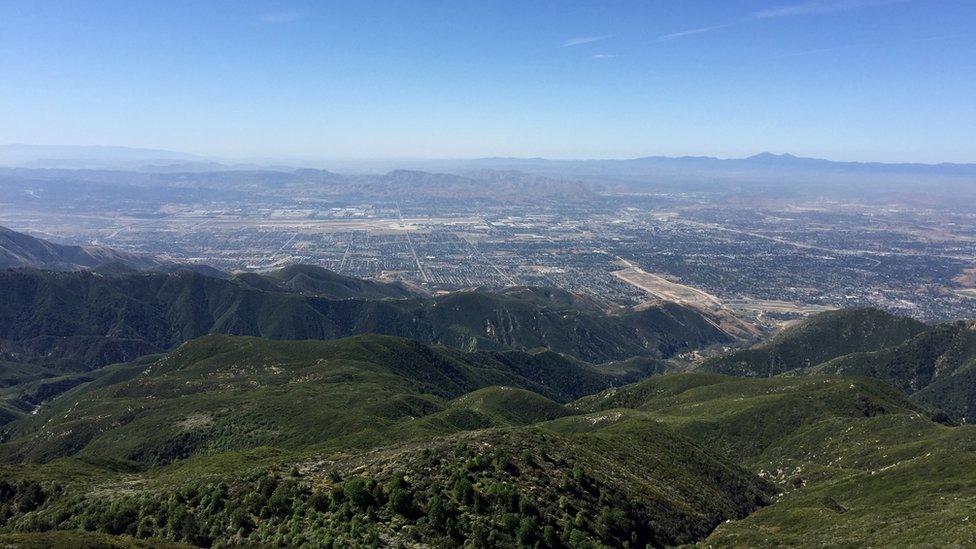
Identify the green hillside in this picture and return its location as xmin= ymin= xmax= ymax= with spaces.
xmin=575 ymin=373 xmax=976 ymax=547
xmin=698 ymin=308 xmax=976 ymax=422
xmin=1 ymin=340 xmax=973 ymax=547
xmin=445 ymin=386 xmax=572 ymax=425
xmin=3 ymin=362 xmax=972 ymax=548
xmin=0 ymin=267 xmax=731 ymax=379
xmin=812 ymin=320 xmax=976 ymax=421
xmin=0 ymin=419 xmax=773 ymax=548
xmin=0 ymin=334 xmax=657 ymax=465
xmin=1 ymin=297 xmax=973 ymax=547
xmin=0 ymin=336 xmax=774 ymax=548
xmin=699 ymin=308 xmax=927 ymax=376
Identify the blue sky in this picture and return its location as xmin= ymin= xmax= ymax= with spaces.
xmin=1 ymin=0 xmax=974 ymax=162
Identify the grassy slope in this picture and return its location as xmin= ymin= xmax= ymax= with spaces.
xmin=698 ymin=308 xmax=927 ymax=377
xmin=698 ymin=309 xmax=976 ymax=421
xmin=4 ymin=315 xmax=973 ymax=546
xmin=575 ymin=373 xmax=976 ymax=547
xmin=813 ymin=321 xmax=976 ymax=421
xmin=0 ymin=334 xmax=657 ymax=466
xmin=0 ymin=342 xmax=774 ymax=548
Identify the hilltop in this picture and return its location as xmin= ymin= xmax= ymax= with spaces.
xmin=232 ymin=263 xmax=415 ymax=300
xmin=698 ymin=308 xmax=976 ymax=421
xmin=812 ymin=320 xmax=976 ymax=421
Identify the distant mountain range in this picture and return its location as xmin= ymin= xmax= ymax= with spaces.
xmin=457 ymin=154 xmax=976 ymax=202
xmin=3 ymin=143 xmax=974 ymax=178
xmin=0 ymin=165 xmax=597 ymax=203
xmin=3 ymin=144 xmax=975 ymax=210
xmin=0 ymin=144 xmax=200 ymax=169
xmin=468 ymin=151 xmax=976 ymax=176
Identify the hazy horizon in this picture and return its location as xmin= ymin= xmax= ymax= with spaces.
xmin=2 ymin=142 xmax=975 ymax=167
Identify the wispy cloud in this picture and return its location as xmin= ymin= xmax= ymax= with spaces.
xmin=755 ymin=0 xmax=906 ymax=19
xmin=657 ymin=24 xmax=733 ymax=42
xmin=657 ymin=0 xmax=910 ymax=42
xmin=258 ymin=10 xmax=302 ymax=24
xmin=771 ymin=42 xmax=869 ymax=59
xmin=590 ymin=54 xmax=617 ymax=59
xmin=771 ymin=32 xmax=960 ymax=59
xmin=562 ymin=34 xmax=612 ymax=47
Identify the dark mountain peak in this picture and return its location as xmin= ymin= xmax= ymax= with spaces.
xmin=746 ymin=152 xmax=798 ymax=161
xmin=249 ymin=263 xmax=416 ymax=299
xmin=775 ymin=307 xmax=925 ymax=340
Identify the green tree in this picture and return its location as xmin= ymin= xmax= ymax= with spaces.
xmin=343 ymin=478 xmax=373 ymax=510
xmin=387 ymin=474 xmax=415 ymax=517
xmin=426 ymin=494 xmax=447 ymax=529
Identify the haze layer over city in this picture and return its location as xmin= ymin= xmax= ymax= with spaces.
xmin=3 ymin=151 xmax=976 ymax=325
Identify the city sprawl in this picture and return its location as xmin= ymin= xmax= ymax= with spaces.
xmin=3 ymin=168 xmax=975 ymax=325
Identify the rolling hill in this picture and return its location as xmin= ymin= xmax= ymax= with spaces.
xmin=574 ymin=373 xmax=976 ymax=547
xmin=0 ymin=334 xmax=661 ymax=465
xmin=0 ymin=335 xmax=774 ymax=548
xmin=698 ymin=308 xmax=976 ymax=422
xmin=698 ymin=308 xmax=928 ymax=377
xmin=1 ymin=345 xmax=973 ymax=546
xmin=0 ymin=266 xmax=733 ymax=377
